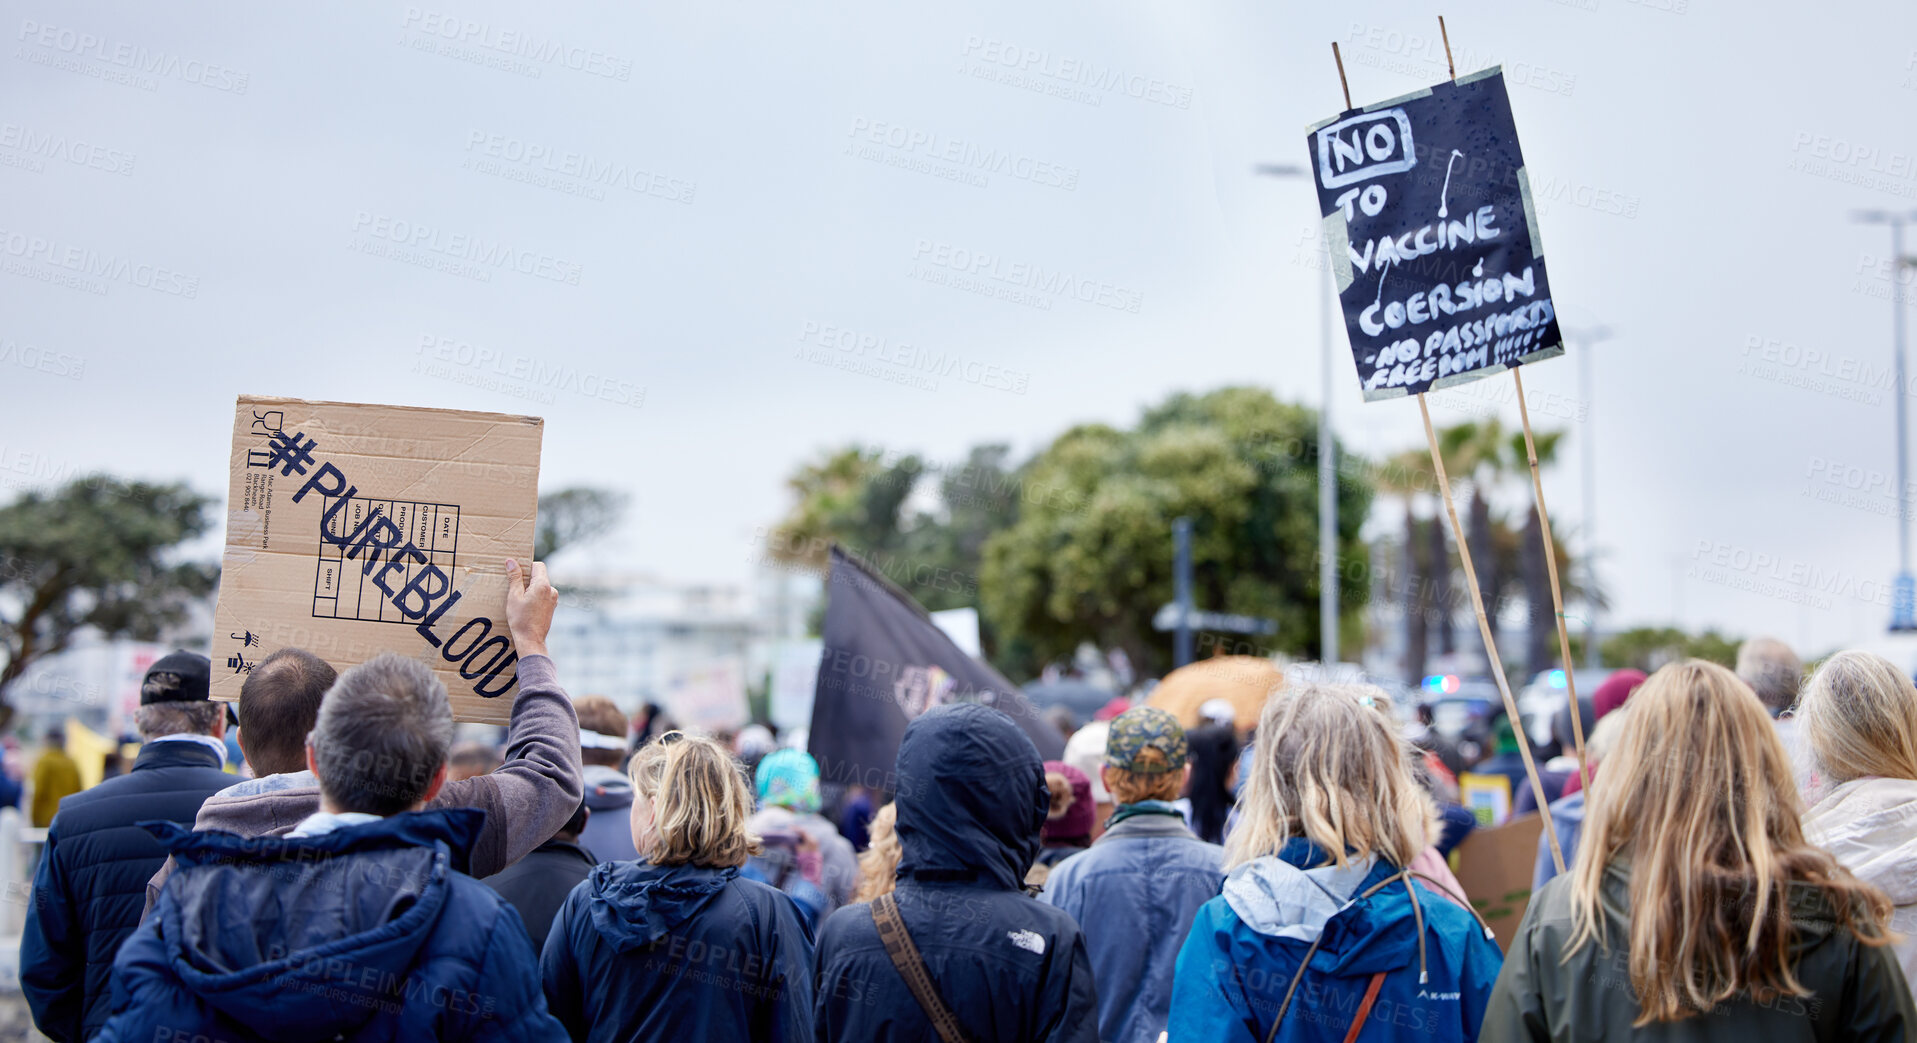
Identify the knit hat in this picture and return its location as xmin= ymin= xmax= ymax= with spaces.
xmin=755 ymin=748 xmax=822 ymax=813
xmin=1041 ymin=761 xmax=1093 ymax=841
xmin=1592 ymin=669 xmax=1648 ymax=719
xmin=1104 ymin=706 xmax=1188 ymax=773
xmin=141 ymin=651 xmax=211 ymax=705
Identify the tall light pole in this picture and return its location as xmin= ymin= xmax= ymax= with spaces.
xmin=1852 ymin=210 xmax=1917 ymax=631
xmin=1567 ymin=325 xmax=1612 ymax=667
xmin=1256 ymin=163 xmax=1340 ymax=665
xmin=1172 ymin=517 xmax=1194 ymax=667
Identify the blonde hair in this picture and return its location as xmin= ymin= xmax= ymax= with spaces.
xmin=627 ymin=734 xmax=761 ymax=869
xmin=1798 ymin=650 xmax=1917 ymax=784
xmin=1567 ymin=660 xmax=1890 ymax=1025
xmin=1584 ymin=703 xmax=1629 ymax=764
xmin=853 ymin=803 xmax=901 ymax=904
xmin=1225 ymin=683 xmax=1434 ymax=871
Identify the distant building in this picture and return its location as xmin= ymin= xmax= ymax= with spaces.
xmin=542 ymin=571 xmax=766 ymax=724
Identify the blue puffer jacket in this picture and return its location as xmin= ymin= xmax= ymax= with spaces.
xmin=541 ymin=860 xmax=815 ymax=1042
xmin=1170 ymin=839 xmax=1503 ymax=1042
xmin=20 ymin=740 xmax=234 ymax=1042
xmin=91 ymin=808 xmax=566 ymax=1043
xmin=1039 ymin=810 xmax=1224 ymax=1043
xmin=813 ymin=702 xmax=1100 ymax=1043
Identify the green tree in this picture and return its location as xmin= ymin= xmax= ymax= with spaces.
xmin=1510 ymin=428 xmax=1575 ymax=678
xmin=896 ymin=444 xmax=1020 ymax=614
xmin=980 ymin=387 xmax=1371 ymax=679
xmin=1601 ymin=626 xmax=1739 ymax=672
xmin=767 ymin=444 xmax=1021 ymax=647
xmin=0 ymin=477 xmax=218 ymax=722
xmin=764 ymin=447 xmax=921 ymax=571
xmin=1443 ymin=420 xmax=1510 ymax=658
xmin=1375 ymin=450 xmax=1438 ymax=684
xmin=535 ymin=486 xmax=629 ymax=560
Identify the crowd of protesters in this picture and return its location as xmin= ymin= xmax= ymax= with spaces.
xmin=10 ymin=559 xmax=1917 ymax=1040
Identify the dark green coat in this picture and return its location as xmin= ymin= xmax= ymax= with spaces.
xmin=1483 ymin=866 xmax=1916 ymax=1042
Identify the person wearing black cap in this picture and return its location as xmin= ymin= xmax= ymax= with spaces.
xmin=19 ymin=650 xmax=236 ymax=1043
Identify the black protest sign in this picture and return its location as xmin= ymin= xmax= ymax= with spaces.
xmin=808 ymin=546 xmax=1063 ymax=787
xmin=1305 ymin=68 xmax=1562 ymax=400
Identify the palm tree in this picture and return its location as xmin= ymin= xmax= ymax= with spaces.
xmin=1438 ymin=420 xmax=1515 ymax=669
xmin=1508 ymin=428 xmax=1568 ymax=677
xmin=1377 ymin=449 xmax=1437 ymax=684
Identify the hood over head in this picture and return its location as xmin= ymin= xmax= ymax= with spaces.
xmin=895 ymin=702 xmax=1046 ymax=891
xmin=143 ymin=809 xmax=484 ymax=1042
xmin=585 ymin=859 xmax=738 ymax=952
xmin=581 ymin=762 xmax=635 ymax=811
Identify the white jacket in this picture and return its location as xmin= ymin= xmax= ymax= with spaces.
xmin=1804 ymin=776 xmax=1917 ymax=988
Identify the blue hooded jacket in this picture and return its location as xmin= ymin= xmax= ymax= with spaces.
xmin=91 ymin=808 xmax=566 ymax=1043
xmin=1170 ymin=839 xmax=1503 ymax=1042
xmin=813 ymin=702 xmax=1100 ymax=1042
xmin=540 ymin=859 xmax=816 ymax=1042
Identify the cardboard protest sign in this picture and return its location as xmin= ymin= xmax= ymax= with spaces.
xmin=1455 ymin=811 xmax=1544 ymax=951
xmin=212 ymin=396 xmax=542 ymax=724
xmin=1306 ymin=68 xmax=1562 ymax=400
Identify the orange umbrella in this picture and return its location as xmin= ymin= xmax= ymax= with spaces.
xmin=1145 ymin=656 xmax=1284 ymax=731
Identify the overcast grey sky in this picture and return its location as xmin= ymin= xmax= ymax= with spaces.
xmin=3 ymin=0 xmax=1915 ymax=662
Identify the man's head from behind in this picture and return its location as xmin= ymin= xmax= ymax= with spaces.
xmin=135 ymin=651 xmax=223 ymax=742
xmin=237 ymin=648 xmax=337 ymax=776
xmin=308 ymin=653 xmax=453 ymax=817
xmin=1737 ymin=637 xmax=1803 ymax=718
xmin=574 ymin=695 xmax=629 ymax=769
xmin=1101 ymin=706 xmax=1191 ymax=804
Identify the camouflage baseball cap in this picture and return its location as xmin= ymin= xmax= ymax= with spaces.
xmin=1104 ymin=706 xmax=1188 ymax=774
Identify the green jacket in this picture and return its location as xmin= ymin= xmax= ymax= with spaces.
xmin=1483 ymin=866 xmax=1915 ymax=1042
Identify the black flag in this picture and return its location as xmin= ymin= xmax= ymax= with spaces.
xmin=808 ymin=546 xmax=1063 ymax=787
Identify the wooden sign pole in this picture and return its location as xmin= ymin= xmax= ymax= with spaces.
xmin=1430 ymin=17 xmax=1563 ymax=872
xmin=1419 ymin=394 xmax=1566 ymax=874
xmin=1329 ymin=22 xmax=1568 ymax=872
xmin=1513 ymin=369 xmax=1591 ymax=793
xmin=1449 ymin=14 xmax=1589 ymax=797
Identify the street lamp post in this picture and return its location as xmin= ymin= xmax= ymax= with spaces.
xmin=1568 ymin=325 xmax=1612 ymax=667
xmin=1852 ymin=210 xmax=1917 ymax=631
xmin=1172 ymin=517 xmax=1194 ymax=667
xmin=1256 ymin=163 xmax=1340 ymax=666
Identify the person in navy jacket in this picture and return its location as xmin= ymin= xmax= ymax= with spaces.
xmin=90 ymin=653 xmax=567 ymax=1043
xmin=542 ymin=732 xmax=815 ymax=1042
xmin=813 ymin=702 xmax=1100 ymax=1042
xmin=20 ymin=651 xmax=236 ymax=1042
